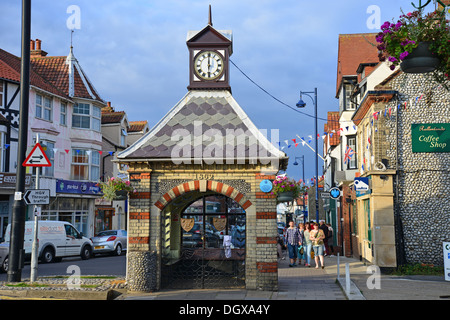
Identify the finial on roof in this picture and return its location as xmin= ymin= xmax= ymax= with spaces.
xmin=208 ymin=4 xmax=213 ymax=26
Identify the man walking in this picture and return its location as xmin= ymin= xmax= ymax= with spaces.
xmin=284 ymin=220 xmax=302 ymax=267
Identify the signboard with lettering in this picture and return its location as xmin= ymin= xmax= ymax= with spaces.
xmin=56 ymin=179 xmax=102 ymax=195
xmin=411 ymin=123 xmax=450 ymax=153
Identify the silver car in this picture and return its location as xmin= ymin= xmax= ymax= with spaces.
xmin=0 ymin=242 xmax=9 ymax=272
xmin=91 ymin=230 xmax=127 ymax=256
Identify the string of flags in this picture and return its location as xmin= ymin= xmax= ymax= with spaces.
xmin=277 ymin=86 xmax=442 ymax=153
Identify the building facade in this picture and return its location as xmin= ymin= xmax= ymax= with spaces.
xmin=0 ymin=39 xmax=106 ymax=238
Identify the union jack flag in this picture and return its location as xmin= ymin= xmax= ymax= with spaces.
xmin=344 ymin=145 xmax=355 ymax=165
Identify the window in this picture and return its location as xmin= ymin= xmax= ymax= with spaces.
xmin=71 ymin=149 xmax=89 ymax=180
xmin=344 ymin=84 xmax=355 ymax=111
xmin=92 ymin=106 xmax=101 ymax=131
xmin=72 ymin=103 xmax=101 ymax=131
xmin=121 ymin=128 xmax=127 ymax=146
xmin=71 ymin=149 xmax=101 ymax=181
xmin=347 ymin=135 xmax=357 ymax=169
xmin=91 ymin=151 xmax=100 ymax=182
xmin=72 ymin=103 xmax=90 ymax=129
xmin=36 ymin=94 xmax=52 ymax=121
xmin=42 ymin=141 xmax=54 ymax=177
xmin=60 ymin=103 xmax=67 ymax=126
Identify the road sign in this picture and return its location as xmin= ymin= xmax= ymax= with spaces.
xmin=320 ymin=192 xmax=330 ymax=199
xmin=23 ymin=189 xmax=50 ymax=205
xmin=329 ymin=187 xmax=341 ymax=199
xmin=444 ymin=242 xmax=450 ymax=282
xmin=23 ymin=143 xmax=51 ymax=167
xmin=259 ymin=180 xmax=273 ymax=193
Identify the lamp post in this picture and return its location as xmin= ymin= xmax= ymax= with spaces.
xmin=293 ymin=156 xmax=306 ymax=223
xmin=296 ymin=88 xmax=319 ymax=224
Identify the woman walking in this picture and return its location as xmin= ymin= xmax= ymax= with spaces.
xmin=297 ymin=223 xmax=305 ymax=265
xmin=303 ymin=223 xmax=312 ymax=267
xmin=310 ymin=222 xmax=326 ymax=269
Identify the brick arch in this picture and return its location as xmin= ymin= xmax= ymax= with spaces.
xmin=154 ymin=180 xmax=252 ymax=211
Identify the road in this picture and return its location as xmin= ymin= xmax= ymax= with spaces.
xmin=0 ymin=254 xmax=126 ymax=281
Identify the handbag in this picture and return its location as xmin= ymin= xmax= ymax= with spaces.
xmin=298 ymin=245 xmax=304 ymax=256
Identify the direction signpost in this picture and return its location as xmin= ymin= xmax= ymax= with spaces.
xmin=22 ymin=137 xmax=51 ymax=282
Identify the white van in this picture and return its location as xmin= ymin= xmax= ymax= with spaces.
xmin=3 ymin=220 xmax=93 ymax=264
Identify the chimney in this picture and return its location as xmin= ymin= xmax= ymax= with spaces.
xmin=30 ymin=38 xmax=48 ymax=57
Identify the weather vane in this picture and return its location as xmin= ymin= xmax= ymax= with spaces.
xmin=411 ymin=0 xmax=446 ymax=10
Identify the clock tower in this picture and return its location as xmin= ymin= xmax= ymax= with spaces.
xmin=187 ymin=6 xmax=232 ymax=91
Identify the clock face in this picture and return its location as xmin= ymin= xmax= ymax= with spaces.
xmin=194 ymin=51 xmax=224 ymax=80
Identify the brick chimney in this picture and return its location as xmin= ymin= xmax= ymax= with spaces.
xmin=30 ymin=39 xmax=48 ymax=57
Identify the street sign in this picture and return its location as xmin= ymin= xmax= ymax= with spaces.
xmin=23 ymin=189 xmax=50 ymax=205
xmin=354 ymin=177 xmax=370 ymax=191
xmin=329 ymin=187 xmax=341 ymax=199
xmin=320 ymin=192 xmax=330 ymax=199
xmin=23 ymin=143 xmax=52 ymax=167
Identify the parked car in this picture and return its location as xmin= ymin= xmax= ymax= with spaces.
xmin=2 ymin=221 xmax=93 ymax=267
xmin=0 ymin=242 xmax=9 ymax=272
xmin=91 ymin=229 xmax=127 ymax=256
xmin=182 ymin=223 xmax=220 ymax=248
xmin=277 ymin=226 xmax=286 ymax=249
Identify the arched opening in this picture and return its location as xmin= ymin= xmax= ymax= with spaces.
xmin=161 ymin=191 xmax=246 ymax=289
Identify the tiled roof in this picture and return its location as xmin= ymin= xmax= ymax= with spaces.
xmin=324 ymin=111 xmax=340 ymax=148
xmin=101 ymin=111 xmax=125 ymax=124
xmin=128 ymin=121 xmax=148 ymax=133
xmin=336 ymin=33 xmax=380 ymax=97
xmin=31 ymin=54 xmax=104 ymax=103
xmin=118 ymin=90 xmax=287 ymax=167
xmin=0 ymin=49 xmax=69 ymax=98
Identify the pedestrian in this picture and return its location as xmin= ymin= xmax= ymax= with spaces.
xmin=326 ymin=223 xmax=334 ymax=256
xmin=310 ymin=222 xmax=325 ymax=269
xmin=303 ymin=222 xmax=312 ymax=267
xmin=297 ymin=223 xmax=305 ymax=265
xmin=319 ymin=220 xmax=330 ymax=256
xmin=284 ymin=220 xmax=301 ymax=267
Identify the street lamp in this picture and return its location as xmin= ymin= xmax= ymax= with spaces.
xmin=296 ymin=88 xmax=319 ymax=224
xmin=293 ymin=156 xmax=306 ymax=223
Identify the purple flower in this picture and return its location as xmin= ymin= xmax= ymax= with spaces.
xmin=399 ymin=51 xmax=409 ymax=60
xmin=381 ymin=21 xmax=391 ymax=30
xmin=390 ymin=64 xmax=396 ymax=71
xmin=376 ymin=33 xmax=385 ymax=43
xmin=388 ymin=56 xmax=397 ymax=62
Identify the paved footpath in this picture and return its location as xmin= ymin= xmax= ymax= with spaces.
xmin=118 ymin=253 xmax=450 ymax=301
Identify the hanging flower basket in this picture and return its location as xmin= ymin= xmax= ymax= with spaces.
xmin=271 ymin=175 xmax=304 ymax=203
xmin=114 ymin=190 xmax=128 ymax=201
xmin=400 ymin=41 xmax=440 ymax=73
xmin=97 ymin=177 xmax=136 ymax=201
xmin=376 ymin=9 xmax=450 ymax=88
xmin=277 ymin=191 xmax=294 ymax=203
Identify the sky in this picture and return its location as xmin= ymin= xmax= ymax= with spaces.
xmin=0 ymin=0 xmax=429 ymax=183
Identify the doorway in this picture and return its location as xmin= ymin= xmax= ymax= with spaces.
xmin=161 ymin=193 xmax=246 ymax=289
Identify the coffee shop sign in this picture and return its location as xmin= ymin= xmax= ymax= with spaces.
xmin=411 ymin=124 xmax=449 ymax=153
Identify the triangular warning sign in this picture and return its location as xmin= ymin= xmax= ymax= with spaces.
xmin=23 ymin=143 xmax=52 ymax=167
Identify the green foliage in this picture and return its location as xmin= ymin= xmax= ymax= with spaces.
xmin=376 ymin=9 xmax=450 ymax=89
xmin=97 ymin=177 xmax=136 ymax=201
xmin=392 ymin=263 xmax=444 ymax=276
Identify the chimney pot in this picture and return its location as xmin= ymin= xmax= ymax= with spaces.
xmin=30 ymin=40 xmax=35 ymax=51
xmin=35 ymin=39 xmax=42 ymax=50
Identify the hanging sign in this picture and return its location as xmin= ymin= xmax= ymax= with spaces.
xmin=411 ymin=123 xmax=450 ymax=153
xmin=23 ymin=143 xmax=52 ymax=167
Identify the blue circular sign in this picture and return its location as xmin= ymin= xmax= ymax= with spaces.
xmin=259 ymin=180 xmax=273 ymax=193
xmin=329 ymin=187 xmax=341 ymax=199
